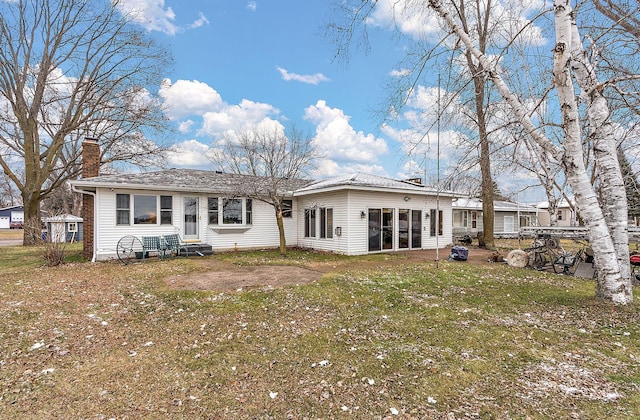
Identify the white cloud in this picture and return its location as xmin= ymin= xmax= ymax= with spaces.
xmin=115 ymin=0 xmax=208 ymax=35
xmin=199 ymin=99 xmax=282 ymax=139
xmin=247 ymin=2 xmax=257 ymax=11
xmin=389 ymin=68 xmax=411 ymax=77
xmin=310 ymin=159 xmax=388 ymax=179
xmin=277 ymin=67 xmax=330 ymax=85
xmin=304 ymin=100 xmax=389 ymax=163
xmin=178 ymin=120 xmax=194 ymax=133
xmin=188 ymin=12 xmax=210 ymax=29
xmin=115 ymin=0 xmax=178 ymax=35
xmin=159 ymin=79 xmax=224 ymax=120
xmin=165 ymin=139 xmax=212 ymax=167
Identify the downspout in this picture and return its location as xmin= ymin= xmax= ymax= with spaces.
xmin=71 ymin=185 xmax=97 ymax=262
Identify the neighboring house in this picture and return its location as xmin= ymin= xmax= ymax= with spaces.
xmin=70 ymin=141 xmax=458 ymax=261
xmin=0 ymin=205 xmax=24 ymax=229
xmin=452 ymin=198 xmax=540 ymax=238
xmin=536 ymin=199 xmax=578 ymax=227
xmin=44 ymin=214 xmax=83 ymax=243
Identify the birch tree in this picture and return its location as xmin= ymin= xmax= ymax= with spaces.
xmin=0 ymin=0 xmax=170 ymax=245
xmin=209 ymin=126 xmax=315 ymax=256
xmin=427 ymin=0 xmax=631 ymax=303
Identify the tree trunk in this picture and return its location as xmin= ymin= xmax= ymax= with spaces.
xmin=568 ymin=16 xmax=631 ymax=291
xmin=427 ymin=0 xmax=632 ymax=303
xmin=275 ymin=204 xmax=287 ymax=256
xmin=22 ymin=192 xmax=42 ymax=245
xmin=553 ymin=0 xmax=631 ymax=303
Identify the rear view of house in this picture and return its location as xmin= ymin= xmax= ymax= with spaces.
xmin=71 ymin=140 xmax=459 ymax=261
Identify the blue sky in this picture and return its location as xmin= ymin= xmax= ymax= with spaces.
xmin=116 ymin=0 xmax=550 ymax=202
xmin=118 ymin=1 xmax=433 ymax=179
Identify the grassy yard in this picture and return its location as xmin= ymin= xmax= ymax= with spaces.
xmin=1 ymin=244 xmax=639 ymax=418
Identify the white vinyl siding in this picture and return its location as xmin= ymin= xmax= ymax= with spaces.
xmin=91 ymin=186 xmax=453 ymax=260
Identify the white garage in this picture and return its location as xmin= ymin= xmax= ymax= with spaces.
xmin=0 ymin=216 xmax=9 ymax=229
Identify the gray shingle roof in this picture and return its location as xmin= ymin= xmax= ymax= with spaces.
xmin=72 ymin=169 xmax=312 ymax=195
xmin=295 ymin=173 xmax=453 ymax=195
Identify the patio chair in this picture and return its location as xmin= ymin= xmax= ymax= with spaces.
xmin=142 ymin=235 xmax=170 ymax=259
xmin=163 ymin=233 xmax=183 ymax=257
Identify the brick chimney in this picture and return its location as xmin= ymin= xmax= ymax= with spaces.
xmin=81 ymin=138 xmax=100 ymax=260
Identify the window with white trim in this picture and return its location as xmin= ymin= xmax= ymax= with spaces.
xmin=208 ymin=197 xmax=253 ymax=225
xmin=320 ymin=207 xmax=333 ymax=239
xmin=115 ymin=194 xmax=173 ymax=225
xmin=282 ymin=199 xmax=292 ymax=218
xmin=304 ymin=209 xmax=316 ymax=238
xmin=116 ymin=194 xmax=130 ymax=225
xmin=208 ymin=197 xmax=219 ymax=225
xmin=160 ymin=195 xmax=173 ymax=225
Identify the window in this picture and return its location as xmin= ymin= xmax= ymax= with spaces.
xmin=222 ymin=198 xmax=242 ymax=224
xmin=504 ymin=215 xmax=515 ymax=232
xmin=134 ymin=195 xmax=157 ymax=224
xmin=304 ymin=209 xmax=316 ymax=238
xmin=558 ymin=209 xmax=564 ymax=221
xmin=115 ymin=194 xmax=171 ymax=225
xmin=209 ymin=197 xmax=253 ymax=225
xmin=320 ymin=207 xmax=333 ymax=239
xmin=208 ymin=197 xmax=219 ymax=225
xmin=246 ymin=199 xmax=252 ymax=225
xmin=282 ymin=199 xmax=292 ymax=218
xmin=160 ymin=195 xmax=172 ymax=225
xmin=68 ymin=222 xmax=78 ymax=232
xmin=116 ymin=194 xmax=130 ymax=225
xmin=453 ymin=211 xmax=468 ymax=228
xmin=399 ymin=209 xmax=409 ymax=249
xmin=430 ymin=209 xmax=443 ymax=236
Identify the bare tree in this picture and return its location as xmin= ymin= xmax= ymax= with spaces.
xmin=0 ymin=0 xmax=171 ymax=245
xmin=209 ymin=126 xmax=315 ymax=255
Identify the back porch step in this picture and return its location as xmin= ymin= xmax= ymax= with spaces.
xmin=179 ymin=243 xmax=214 ymax=257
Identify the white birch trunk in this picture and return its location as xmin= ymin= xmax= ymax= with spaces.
xmin=427 ymin=0 xmax=632 ymax=304
xmin=567 ymin=14 xmax=631 ymax=297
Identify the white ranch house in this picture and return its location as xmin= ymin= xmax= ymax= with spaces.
xmin=71 ymin=167 xmax=458 ymax=262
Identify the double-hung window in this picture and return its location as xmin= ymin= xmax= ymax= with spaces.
xmin=160 ymin=196 xmax=173 ymax=224
xmin=116 ymin=194 xmax=130 ymax=225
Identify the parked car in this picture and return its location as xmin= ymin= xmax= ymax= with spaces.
xmin=9 ymin=221 xmax=23 ymax=229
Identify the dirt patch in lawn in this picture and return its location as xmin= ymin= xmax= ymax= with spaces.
xmin=164 ymin=247 xmax=497 ymax=293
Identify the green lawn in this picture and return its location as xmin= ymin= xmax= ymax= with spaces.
xmin=1 ymin=245 xmax=639 ymax=418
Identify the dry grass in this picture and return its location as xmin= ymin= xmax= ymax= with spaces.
xmin=1 ymin=242 xmax=639 ymax=419
xmin=0 ymin=229 xmax=23 ymax=240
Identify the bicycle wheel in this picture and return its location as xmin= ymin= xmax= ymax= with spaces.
xmin=528 ymin=249 xmax=548 ymax=269
xmin=117 ymin=235 xmax=143 ymax=265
